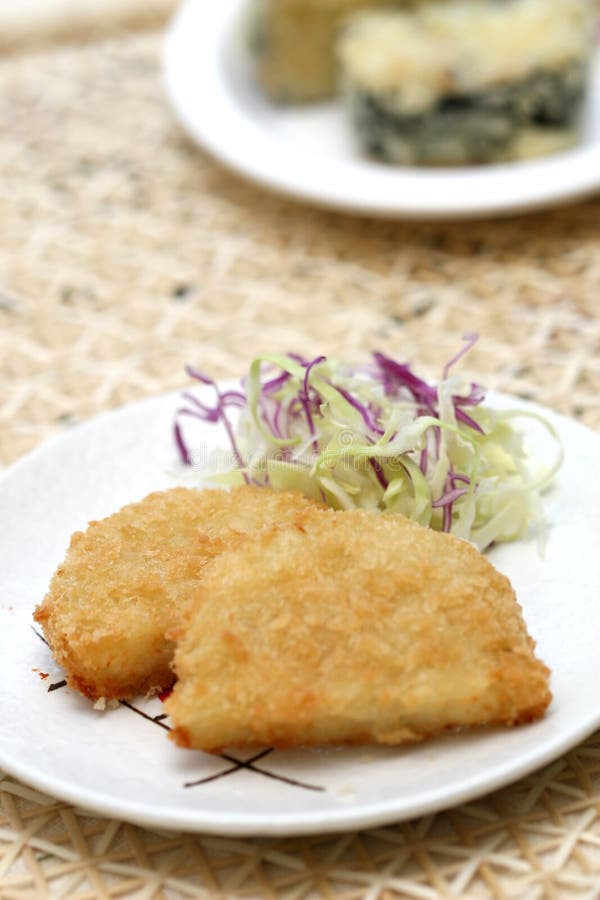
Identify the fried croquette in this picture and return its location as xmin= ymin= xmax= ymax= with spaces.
xmin=166 ymin=510 xmax=551 ymax=751
xmin=33 ymin=486 xmax=323 ymax=701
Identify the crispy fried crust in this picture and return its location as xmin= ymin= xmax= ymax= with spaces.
xmin=33 ymin=486 xmax=323 ymax=701
xmin=166 ymin=510 xmax=551 ymax=751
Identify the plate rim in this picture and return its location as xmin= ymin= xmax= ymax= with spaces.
xmin=2 ymin=712 xmax=600 ymax=836
xmin=1 ymin=388 xmax=600 ymax=836
xmin=163 ymin=0 xmax=600 ymax=221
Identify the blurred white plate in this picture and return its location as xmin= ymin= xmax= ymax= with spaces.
xmin=163 ymin=0 xmax=600 ymax=219
xmin=0 ymin=388 xmax=600 ymax=835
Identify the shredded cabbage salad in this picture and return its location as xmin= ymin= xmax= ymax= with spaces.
xmin=174 ymin=336 xmax=562 ymax=550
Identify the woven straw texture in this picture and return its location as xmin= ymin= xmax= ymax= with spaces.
xmin=1 ymin=10 xmax=600 ymax=899
xmin=0 ymin=0 xmax=178 ymax=53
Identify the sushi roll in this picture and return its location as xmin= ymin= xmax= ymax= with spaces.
xmin=248 ymin=0 xmax=404 ymax=103
xmin=336 ymin=0 xmax=595 ymax=164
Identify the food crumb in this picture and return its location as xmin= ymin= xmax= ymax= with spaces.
xmin=336 ymin=783 xmax=356 ymax=799
xmin=32 ymin=669 xmax=49 ymax=680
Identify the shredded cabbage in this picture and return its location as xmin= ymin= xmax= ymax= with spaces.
xmin=174 ymin=336 xmax=562 ymax=551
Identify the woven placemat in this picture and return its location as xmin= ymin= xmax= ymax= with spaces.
xmin=1 ymin=27 xmax=600 ymax=899
xmin=0 ymin=0 xmax=178 ymax=54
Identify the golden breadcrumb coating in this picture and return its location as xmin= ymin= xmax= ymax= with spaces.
xmin=34 ymin=486 xmax=323 ymax=701
xmin=166 ymin=510 xmax=551 ymax=752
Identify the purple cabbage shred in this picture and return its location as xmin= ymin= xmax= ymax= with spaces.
xmin=174 ymin=337 xmax=484 ymax=530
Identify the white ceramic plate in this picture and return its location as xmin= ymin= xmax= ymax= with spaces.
xmin=163 ymin=0 xmax=600 ymax=220
xmin=0 ymin=388 xmax=599 ymax=836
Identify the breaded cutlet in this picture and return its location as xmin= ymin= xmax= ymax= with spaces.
xmin=33 ymin=486 xmax=323 ymax=701
xmin=166 ymin=510 xmax=551 ymax=751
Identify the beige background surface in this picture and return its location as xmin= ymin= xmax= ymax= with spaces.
xmin=1 ymin=4 xmax=600 ymax=897
xmin=0 ymin=0 xmax=178 ymax=52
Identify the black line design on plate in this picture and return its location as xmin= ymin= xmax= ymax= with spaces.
xmin=32 ymin=626 xmax=48 ymax=646
xmin=185 ymin=749 xmax=326 ymax=793
xmin=120 ymin=699 xmax=172 ymax=732
xmin=184 ymin=749 xmax=274 ymax=788
xmin=32 ymin=627 xmax=68 ymax=691
xmin=34 ymin=636 xmax=328 ymax=794
xmin=124 ymin=700 xmax=325 ymax=792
